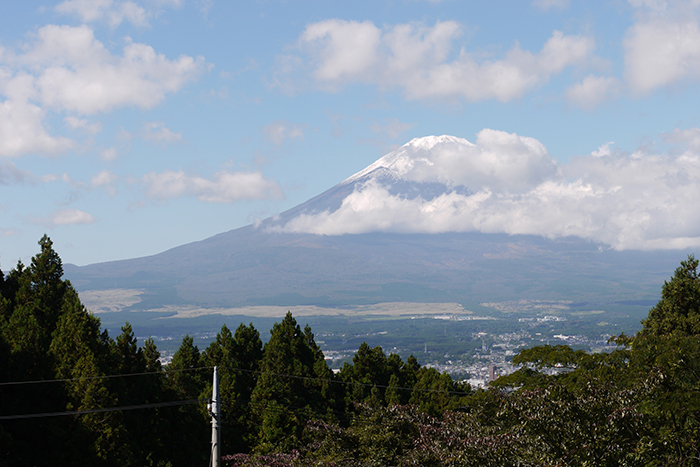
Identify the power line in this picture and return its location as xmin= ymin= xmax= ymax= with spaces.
xmin=0 ymin=366 xmax=214 ymax=387
xmin=0 ymin=367 xmax=471 ymax=424
xmin=220 ymin=366 xmax=472 ymax=396
xmin=0 ymin=365 xmax=472 ymax=397
xmin=0 ymin=398 xmax=208 ymax=421
xmin=0 ymin=365 xmax=471 ymax=426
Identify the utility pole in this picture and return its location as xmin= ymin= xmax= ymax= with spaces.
xmin=209 ymin=366 xmax=220 ymax=467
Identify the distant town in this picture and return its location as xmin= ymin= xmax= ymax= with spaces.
xmin=149 ymin=298 xmax=637 ymax=388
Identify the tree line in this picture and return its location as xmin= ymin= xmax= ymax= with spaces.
xmin=252 ymin=256 xmax=700 ymax=467
xmin=3 ymin=237 xmax=700 ymax=466
xmin=0 ymin=237 xmax=470 ymax=466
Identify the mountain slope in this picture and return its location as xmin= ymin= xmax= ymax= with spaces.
xmin=65 ymin=136 xmax=690 ymax=312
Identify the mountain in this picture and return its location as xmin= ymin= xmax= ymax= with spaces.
xmin=64 ymin=136 xmax=689 ymax=314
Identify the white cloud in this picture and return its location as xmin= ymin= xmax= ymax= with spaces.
xmin=628 ymin=0 xmax=668 ymax=11
xmin=0 ymin=24 xmax=205 ymax=157
xmin=53 ymin=208 xmax=95 ymax=225
xmin=21 ymin=25 xmax=206 ymax=114
xmin=100 ymin=147 xmax=119 ymax=161
xmin=64 ymin=116 xmax=102 ymax=134
xmin=156 ymin=0 xmax=185 ymax=7
xmin=350 ymin=131 xmax=557 ymax=193
xmin=566 ymin=75 xmax=621 ymax=109
xmin=282 ymin=20 xmax=595 ymax=102
xmin=60 ymin=172 xmax=88 ymax=190
xmin=36 ymin=208 xmax=96 ymax=226
xmin=55 ymin=0 xmax=149 ymax=28
xmin=624 ymin=3 xmax=700 ymax=93
xmin=370 ymin=118 xmax=414 ymax=140
xmin=301 ymin=20 xmax=382 ymax=82
xmin=0 ymin=161 xmax=34 ymax=184
xmin=143 ymin=121 xmax=182 ymax=144
xmin=662 ymin=127 xmax=700 ymax=151
xmin=55 ymin=0 xmax=114 ymax=23
xmin=592 ymin=141 xmax=615 ymax=157
xmin=196 ymin=0 xmax=213 ymax=16
xmin=91 ymin=169 xmax=117 ymax=195
xmin=0 ymin=99 xmax=75 ymax=157
xmin=1 ymin=229 xmax=19 ymax=237
xmin=142 ymin=167 xmax=283 ymax=203
xmin=262 ymin=120 xmax=305 ymax=145
xmin=532 ymin=0 xmax=570 ymax=10
xmin=273 ymin=130 xmax=700 ymax=251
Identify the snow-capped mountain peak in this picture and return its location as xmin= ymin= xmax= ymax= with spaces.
xmin=404 ymin=134 xmax=474 ymax=151
xmin=343 ymin=135 xmax=475 ymax=185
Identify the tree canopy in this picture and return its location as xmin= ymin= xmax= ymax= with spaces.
xmin=4 ymin=239 xmax=700 ymax=466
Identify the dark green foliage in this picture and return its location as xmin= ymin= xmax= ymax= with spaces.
xmin=6 ymin=241 xmax=700 ymax=466
xmin=642 ymin=255 xmax=700 ymax=337
xmin=201 ymin=323 xmax=263 ymax=452
xmin=250 ymin=312 xmax=334 ymax=453
xmin=0 ymin=237 xmax=210 ymax=466
xmin=339 ymin=342 xmax=391 ymax=406
xmin=339 ymin=343 xmax=426 ymax=409
xmin=409 ymin=366 xmax=468 ymax=416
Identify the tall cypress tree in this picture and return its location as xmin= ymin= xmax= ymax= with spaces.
xmin=250 ymin=312 xmax=331 ymax=453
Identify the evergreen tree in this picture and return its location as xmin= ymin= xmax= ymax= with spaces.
xmin=250 ymin=312 xmax=331 ymax=452
xmin=339 ymin=342 xmax=390 ymax=407
xmin=641 ymin=255 xmax=700 ymax=337
xmin=49 ymin=287 xmax=120 ymax=465
xmin=202 ymin=323 xmax=263 ymax=453
xmin=409 ymin=367 xmax=462 ymax=416
xmin=164 ymin=335 xmax=209 ymax=467
xmin=0 ymin=238 xmax=106 ymax=466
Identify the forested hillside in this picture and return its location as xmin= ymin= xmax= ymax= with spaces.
xmin=2 ymin=237 xmax=700 ymax=466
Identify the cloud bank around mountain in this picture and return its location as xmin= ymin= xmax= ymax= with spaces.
xmin=274 ymin=130 xmax=700 ymax=251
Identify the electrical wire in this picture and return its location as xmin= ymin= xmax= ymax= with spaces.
xmin=0 ymin=367 xmax=471 ymax=424
xmin=0 ymin=366 xmax=214 ymax=387
xmin=0 ymin=398 xmax=209 ymax=421
xmin=0 ymin=365 xmax=471 ymax=397
xmin=220 ymin=366 xmax=472 ymax=396
xmin=0 ymin=361 xmax=472 ymax=424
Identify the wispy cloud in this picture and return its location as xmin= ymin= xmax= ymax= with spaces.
xmin=0 ymin=161 xmax=35 ymax=184
xmin=91 ymin=169 xmax=117 ymax=196
xmin=64 ymin=116 xmax=102 ymax=134
xmin=143 ymin=121 xmax=182 ymax=145
xmin=55 ymin=0 xmax=161 ymax=28
xmin=532 ymin=0 xmax=570 ymax=11
xmin=142 ymin=166 xmax=283 ymax=203
xmin=262 ymin=120 xmax=306 ymax=146
xmin=32 ymin=208 xmax=96 ymax=227
xmin=566 ymin=75 xmax=621 ymax=110
xmin=370 ymin=118 xmax=414 ymax=140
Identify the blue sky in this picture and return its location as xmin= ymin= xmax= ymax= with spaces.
xmin=2 ymin=0 xmax=700 ymax=266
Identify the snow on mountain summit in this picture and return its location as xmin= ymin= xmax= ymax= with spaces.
xmin=343 ymin=135 xmax=475 ymax=185
xmin=405 ymin=134 xmax=473 ymax=151
xmin=343 ymin=131 xmax=557 ymax=193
